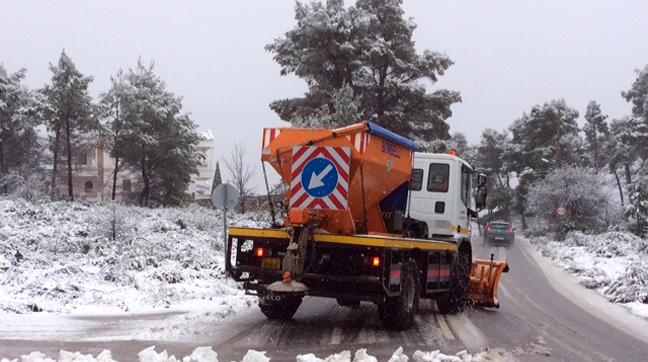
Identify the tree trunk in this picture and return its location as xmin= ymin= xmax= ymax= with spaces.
xmin=0 ymin=141 xmax=7 ymax=194
xmin=112 ymin=156 xmax=119 ymax=201
xmin=624 ymin=163 xmax=632 ymax=185
xmin=50 ymin=124 xmax=61 ymax=198
xmin=65 ymin=118 xmax=74 ymax=201
xmin=140 ymin=152 xmax=150 ymax=207
xmin=613 ymin=168 xmax=624 ymax=207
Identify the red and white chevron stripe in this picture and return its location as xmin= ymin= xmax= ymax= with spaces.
xmin=289 ymin=146 xmax=351 ymax=210
xmin=262 ymin=128 xmax=281 ymax=150
xmin=346 ymin=132 xmax=371 ymax=154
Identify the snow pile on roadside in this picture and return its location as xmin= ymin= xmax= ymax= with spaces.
xmin=532 ymin=231 xmax=648 ymax=311
xmin=1 ymin=346 xmax=512 ymax=362
xmin=0 ymin=198 xmax=268 ymax=315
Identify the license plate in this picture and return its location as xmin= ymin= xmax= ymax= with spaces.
xmin=261 ymin=257 xmax=281 ymax=270
xmin=495 ymin=237 xmax=504 ymax=241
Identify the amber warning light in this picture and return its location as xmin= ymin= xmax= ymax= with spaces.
xmin=372 ymin=256 xmax=381 ymax=267
xmin=256 ymin=247 xmax=264 ymax=258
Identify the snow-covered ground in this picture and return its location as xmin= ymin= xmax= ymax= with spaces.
xmin=530 ymin=231 xmax=648 ymax=318
xmin=1 ymin=345 xmax=512 ymax=362
xmin=0 ymin=198 xmax=268 ymax=331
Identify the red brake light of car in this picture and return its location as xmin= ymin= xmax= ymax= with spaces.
xmin=487 ymin=224 xmax=493 ymax=232
xmin=371 ymin=257 xmax=380 ymax=267
xmin=508 ymin=226 xmax=514 ymax=233
xmin=256 ymin=247 xmax=264 ymax=258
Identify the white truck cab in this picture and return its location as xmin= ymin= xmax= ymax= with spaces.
xmin=408 ymin=153 xmax=478 ymax=239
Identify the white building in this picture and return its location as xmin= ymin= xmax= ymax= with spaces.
xmin=58 ymin=131 xmax=216 ymax=203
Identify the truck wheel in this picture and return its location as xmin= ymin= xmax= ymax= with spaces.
xmin=258 ymin=294 xmax=303 ymax=320
xmin=378 ymin=262 xmax=419 ymax=330
xmin=435 ymin=248 xmax=470 ymax=314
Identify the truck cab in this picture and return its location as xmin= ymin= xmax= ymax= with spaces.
xmin=408 ymin=153 xmax=477 ymax=240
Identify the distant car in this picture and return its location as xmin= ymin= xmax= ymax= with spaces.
xmin=484 ymin=221 xmax=515 ymax=246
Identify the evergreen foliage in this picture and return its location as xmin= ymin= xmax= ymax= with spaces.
xmin=107 ymin=60 xmax=203 ymax=206
xmin=267 ymin=0 xmax=460 ymax=143
xmin=0 ymin=65 xmax=41 ymax=194
xmin=211 ymin=161 xmax=222 ymax=194
xmin=41 ymin=51 xmax=97 ymax=200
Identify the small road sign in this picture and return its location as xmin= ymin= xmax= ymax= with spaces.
xmin=556 ymin=206 xmax=567 ymax=217
xmin=212 ymin=183 xmax=239 ymax=209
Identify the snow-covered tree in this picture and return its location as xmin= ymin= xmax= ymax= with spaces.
xmin=622 ymin=64 xmax=648 ymax=123
xmin=509 ymin=99 xmax=582 ymax=172
xmin=41 ymin=51 xmax=97 ymax=200
xmin=625 ymin=175 xmax=648 ymax=237
xmin=267 ymin=0 xmax=461 ymax=141
xmin=99 ymin=69 xmax=132 ymax=201
xmin=472 ymin=129 xmax=514 ymax=220
xmin=115 ymin=60 xmax=203 ymax=206
xmin=527 ymin=166 xmax=616 ymax=238
xmin=211 ymin=161 xmax=222 ymax=194
xmin=583 ymin=100 xmax=610 ymax=171
xmin=507 ymin=99 xmax=583 ymax=228
xmin=0 ymin=65 xmax=41 ymax=194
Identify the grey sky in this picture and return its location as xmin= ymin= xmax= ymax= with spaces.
xmin=2 ymin=0 xmax=648 ymax=190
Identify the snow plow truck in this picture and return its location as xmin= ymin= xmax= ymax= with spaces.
xmin=225 ymin=121 xmax=508 ymax=330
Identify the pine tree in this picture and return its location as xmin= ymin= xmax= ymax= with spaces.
xmin=211 ymin=161 xmax=222 ymax=194
xmin=41 ymin=51 xmax=96 ymax=200
xmin=508 ymin=99 xmax=581 ymax=173
xmin=0 ymin=65 xmax=40 ymax=194
xmin=583 ymin=100 xmax=610 ymax=171
xmin=115 ymin=60 xmax=202 ymax=206
xmin=99 ymin=69 xmax=132 ymax=201
xmin=267 ymin=0 xmax=461 ymax=142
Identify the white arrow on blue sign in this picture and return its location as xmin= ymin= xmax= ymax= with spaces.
xmin=301 ymin=157 xmax=339 ymax=198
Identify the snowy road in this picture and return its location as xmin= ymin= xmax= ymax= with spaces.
xmin=1 ymin=236 xmax=647 ymax=361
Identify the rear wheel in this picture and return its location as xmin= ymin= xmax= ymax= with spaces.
xmin=258 ymin=293 xmax=303 ymax=320
xmin=436 ymin=247 xmax=471 ymax=314
xmin=378 ymin=262 xmax=419 ymax=330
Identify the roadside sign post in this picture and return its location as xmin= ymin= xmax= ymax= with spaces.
xmin=212 ymin=183 xmax=240 ymax=268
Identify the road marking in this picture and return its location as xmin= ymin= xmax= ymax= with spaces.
xmin=445 ymin=313 xmax=488 ymax=352
xmin=434 ymin=314 xmax=455 ymax=341
xmin=329 ymin=326 xmax=343 ymax=345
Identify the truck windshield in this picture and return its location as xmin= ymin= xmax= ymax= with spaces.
xmin=427 ymin=163 xmax=449 ymax=192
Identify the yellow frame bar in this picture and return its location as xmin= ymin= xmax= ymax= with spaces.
xmin=228 ymin=227 xmax=458 ymax=252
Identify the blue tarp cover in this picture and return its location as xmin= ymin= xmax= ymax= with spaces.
xmin=366 ymin=122 xmax=419 ymax=151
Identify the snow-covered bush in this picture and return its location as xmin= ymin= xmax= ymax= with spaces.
xmin=0 ymin=198 xmax=269 ymax=313
xmin=532 ymin=231 xmax=648 ymax=307
xmin=526 ymin=165 xmax=620 ymax=238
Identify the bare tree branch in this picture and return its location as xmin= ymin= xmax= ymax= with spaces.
xmin=224 ymin=142 xmax=254 ymax=213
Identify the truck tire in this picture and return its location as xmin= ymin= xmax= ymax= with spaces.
xmin=378 ymin=262 xmax=419 ymax=330
xmin=435 ymin=248 xmax=470 ymax=314
xmin=258 ymin=294 xmax=303 ymax=320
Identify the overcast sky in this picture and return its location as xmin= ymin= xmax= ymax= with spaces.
xmin=2 ymin=0 xmax=648 ymax=190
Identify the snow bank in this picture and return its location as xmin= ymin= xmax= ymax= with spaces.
xmin=0 ymin=198 xmax=268 ymax=315
xmin=1 ymin=346 xmax=512 ymax=362
xmin=532 ymin=231 xmax=648 ymax=316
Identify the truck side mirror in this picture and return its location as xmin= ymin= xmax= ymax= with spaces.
xmin=477 ymin=173 xmax=487 ymax=187
xmin=475 ymin=173 xmax=487 ymax=210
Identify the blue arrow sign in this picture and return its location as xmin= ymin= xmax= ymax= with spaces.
xmin=301 ymin=157 xmax=339 ymax=198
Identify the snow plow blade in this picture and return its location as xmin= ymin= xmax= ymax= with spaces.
xmin=469 ymin=255 xmax=509 ymax=308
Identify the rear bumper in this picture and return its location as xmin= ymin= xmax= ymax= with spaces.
xmin=234 ymin=266 xmax=386 ymax=303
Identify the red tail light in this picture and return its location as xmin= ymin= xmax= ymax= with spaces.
xmin=508 ymin=226 xmax=514 ymax=233
xmin=371 ymin=257 xmax=381 ymax=267
xmin=487 ymin=224 xmax=493 ymax=232
xmin=256 ymin=247 xmax=264 ymax=258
